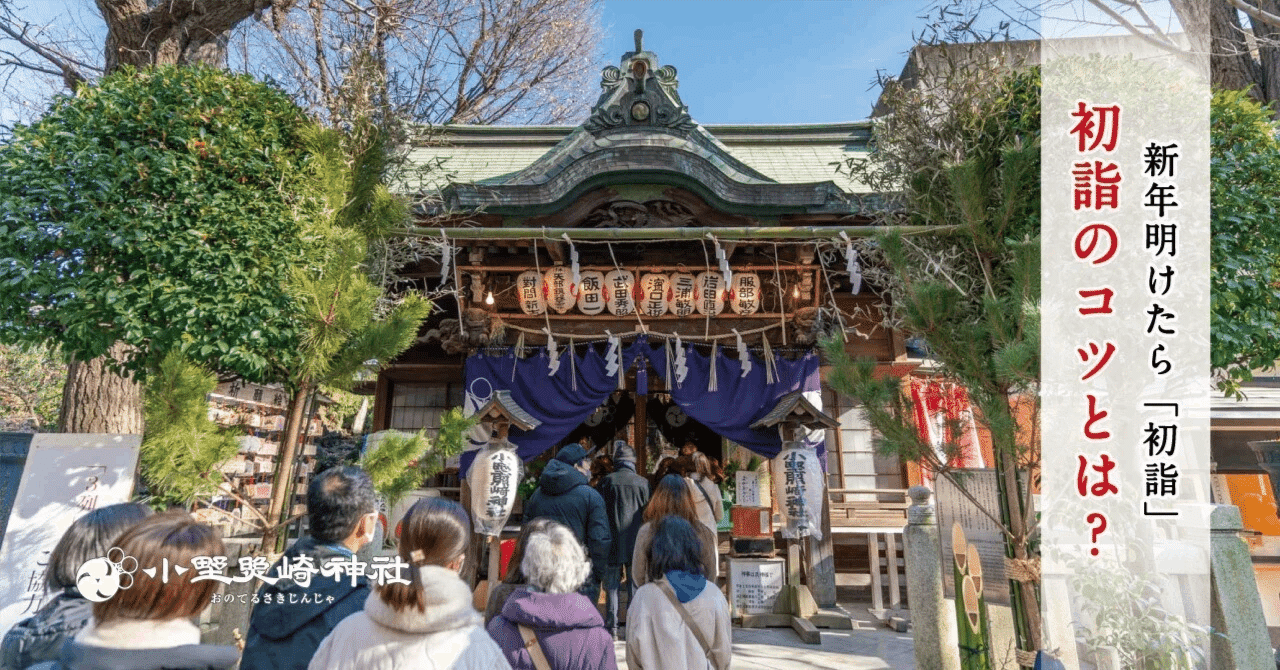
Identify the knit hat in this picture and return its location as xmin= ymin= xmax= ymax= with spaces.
xmin=555 ymin=444 xmax=588 ymax=465
xmin=613 ymin=444 xmax=637 ymax=465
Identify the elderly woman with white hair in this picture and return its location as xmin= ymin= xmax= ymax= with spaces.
xmin=486 ymin=521 xmax=618 ymax=670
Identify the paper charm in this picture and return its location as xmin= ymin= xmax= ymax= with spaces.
xmin=674 ymin=335 xmax=688 ymax=386
xmin=439 ymin=231 xmax=452 ymax=281
xmin=708 ymin=342 xmax=719 ymax=393
xmin=709 ymin=234 xmax=732 ymax=287
xmin=606 ymin=331 xmax=622 ymax=388
xmin=734 ymin=329 xmax=752 ymax=378
xmin=562 ymin=233 xmax=580 ymax=295
xmin=544 ymin=328 xmax=560 ymax=377
xmin=840 ymin=231 xmax=862 ymax=294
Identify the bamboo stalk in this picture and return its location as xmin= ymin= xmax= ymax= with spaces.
xmin=394 ymin=224 xmax=964 ymax=242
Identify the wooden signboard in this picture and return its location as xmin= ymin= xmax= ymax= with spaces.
xmin=935 ymin=469 xmax=1010 ymax=605
xmin=0 ymin=434 xmax=140 ymax=636
xmin=727 ymin=556 xmax=786 ymax=616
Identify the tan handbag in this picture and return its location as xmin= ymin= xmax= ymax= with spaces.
xmin=518 ymin=624 xmax=553 ymax=670
xmin=656 ymin=578 xmax=725 ymax=670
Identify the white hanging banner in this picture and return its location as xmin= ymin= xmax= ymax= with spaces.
xmin=439 ymin=231 xmax=451 ymax=280
xmin=695 ymin=271 xmax=725 ymax=316
xmin=516 ymin=270 xmax=546 ymax=315
xmin=730 ymin=272 xmax=762 ymax=315
xmin=576 ymin=270 xmax=606 ymax=315
xmin=605 ymin=331 xmax=623 ymax=389
xmin=639 ymin=273 xmax=670 ymax=318
xmin=466 ymin=440 xmax=523 ymax=537
xmin=773 ymin=443 xmax=824 ymax=541
xmin=605 ymin=269 xmax=636 ymax=316
xmin=544 ymin=266 xmax=574 ymax=314
xmin=668 ymin=272 xmax=696 ymax=317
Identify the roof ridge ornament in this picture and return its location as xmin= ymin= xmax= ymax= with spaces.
xmin=584 ymin=29 xmax=695 ymax=133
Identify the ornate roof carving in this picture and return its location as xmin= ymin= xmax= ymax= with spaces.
xmin=585 ymin=30 xmax=695 ymax=133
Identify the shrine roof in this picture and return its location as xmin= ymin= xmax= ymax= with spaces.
xmin=402 ymin=122 xmax=872 ymax=195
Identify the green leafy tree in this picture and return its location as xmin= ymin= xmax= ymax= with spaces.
xmin=139 ymin=353 xmax=240 ymax=508
xmin=1209 ymin=89 xmax=1280 ymax=397
xmin=0 ymin=343 xmax=65 ymax=431
xmin=0 ymin=66 xmax=316 ymax=432
xmin=361 ymin=409 xmax=475 ymax=509
xmin=261 ymin=120 xmax=435 ymax=550
xmin=828 ymin=63 xmax=1042 ymax=654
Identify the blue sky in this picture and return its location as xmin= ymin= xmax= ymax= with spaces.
xmin=600 ymin=1 xmax=935 ymax=124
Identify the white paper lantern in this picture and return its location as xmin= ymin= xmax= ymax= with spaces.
xmin=467 ymin=441 xmax=523 ymax=537
xmin=639 ymin=273 xmax=670 ymax=317
xmin=544 ymin=266 xmax=574 ymax=314
xmin=605 ymin=269 xmax=636 ymax=316
xmin=576 ymin=270 xmax=605 ymax=315
xmin=668 ymin=272 xmax=696 ymax=317
xmin=773 ymin=444 xmax=825 ymax=541
xmin=516 ymin=270 xmax=546 ymax=315
xmin=731 ymin=272 xmax=762 ymax=315
xmin=695 ymin=271 xmax=725 ymax=316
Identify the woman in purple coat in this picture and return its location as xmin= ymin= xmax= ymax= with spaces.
xmin=487 ymin=522 xmax=618 ymax=670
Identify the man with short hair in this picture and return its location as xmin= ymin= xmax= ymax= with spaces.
xmin=524 ymin=444 xmax=612 ymax=603
xmin=240 ymin=466 xmax=379 ymax=670
xmin=598 ymin=442 xmax=650 ymax=638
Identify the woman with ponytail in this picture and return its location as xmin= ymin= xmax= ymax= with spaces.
xmin=309 ymin=497 xmax=511 ymax=670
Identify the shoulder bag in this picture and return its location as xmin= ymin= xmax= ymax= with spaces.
xmin=517 ymin=624 xmax=553 ymax=670
xmin=656 ymin=578 xmax=725 ymax=670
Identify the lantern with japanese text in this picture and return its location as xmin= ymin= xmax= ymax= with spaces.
xmin=731 ymin=272 xmax=762 ymax=315
xmin=516 ymin=270 xmax=546 ymax=315
xmin=668 ymin=272 xmax=696 ymax=317
xmin=695 ymin=271 xmax=725 ymax=316
xmin=466 ymin=390 xmax=539 ymax=536
xmin=605 ymin=269 xmax=636 ymax=315
xmin=639 ymin=273 xmax=670 ymax=317
xmin=752 ymin=391 xmax=838 ymax=541
xmin=544 ymin=266 xmax=574 ymax=314
xmin=577 ymin=271 xmax=606 ymax=315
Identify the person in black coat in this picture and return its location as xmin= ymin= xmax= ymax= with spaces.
xmin=523 ymin=444 xmax=612 ymax=602
xmin=239 ymin=466 xmax=380 ymax=670
xmin=597 ymin=443 xmax=650 ymax=638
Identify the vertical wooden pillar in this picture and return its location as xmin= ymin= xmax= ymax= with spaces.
xmin=634 ymin=392 xmax=648 ymax=469
xmin=805 ymin=489 xmax=837 ymax=606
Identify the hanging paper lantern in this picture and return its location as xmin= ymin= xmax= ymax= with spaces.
xmin=773 ymin=443 xmax=825 ymax=541
xmin=695 ymin=271 xmax=725 ymax=316
xmin=731 ymin=272 xmax=762 ymax=315
xmin=605 ymin=269 xmax=636 ymax=316
xmin=544 ymin=266 xmax=574 ymax=314
xmin=468 ymin=440 xmax=523 ymax=537
xmin=576 ymin=270 xmax=605 ymax=315
xmin=516 ymin=270 xmax=546 ymax=315
xmin=639 ymin=273 xmax=670 ymax=317
xmin=668 ymin=272 xmax=696 ymax=317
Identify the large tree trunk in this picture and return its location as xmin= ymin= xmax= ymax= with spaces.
xmin=58 ymin=342 xmax=143 ymax=434
xmin=97 ymin=0 xmax=298 ymax=72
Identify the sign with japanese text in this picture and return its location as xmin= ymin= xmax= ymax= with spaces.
xmin=543 ymin=266 xmax=574 ymax=314
xmin=639 ymin=273 xmax=670 ymax=318
xmin=727 ymin=556 xmax=785 ymax=616
xmin=0 ymin=434 xmax=139 ymax=637
xmin=466 ymin=441 xmax=522 ymax=537
xmin=517 ymin=270 xmax=546 ymax=315
xmin=604 ymin=269 xmax=635 ymax=316
xmin=576 ymin=270 xmax=605 ymax=316
xmin=772 ymin=445 xmax=823 ymax=541
xmin=1042 ymin=24 xmax=1209 ymax=663
xmin=667 ymin=272 xmax=696 ymax=317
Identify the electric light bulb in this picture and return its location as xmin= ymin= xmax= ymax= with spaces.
xmin=485 ymin=291 xmax=494 ymax=305
xmin=792 ymin=285 xmax=800 ymax=299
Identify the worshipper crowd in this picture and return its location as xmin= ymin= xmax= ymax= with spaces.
xmin=1 ymin=440 xmax=733 ymax=670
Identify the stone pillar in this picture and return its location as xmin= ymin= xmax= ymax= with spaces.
xmin=1208 ymin=505 xmax=1271 ymax=670
xmin=904 ymin=486 xmax=961 ymax=670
